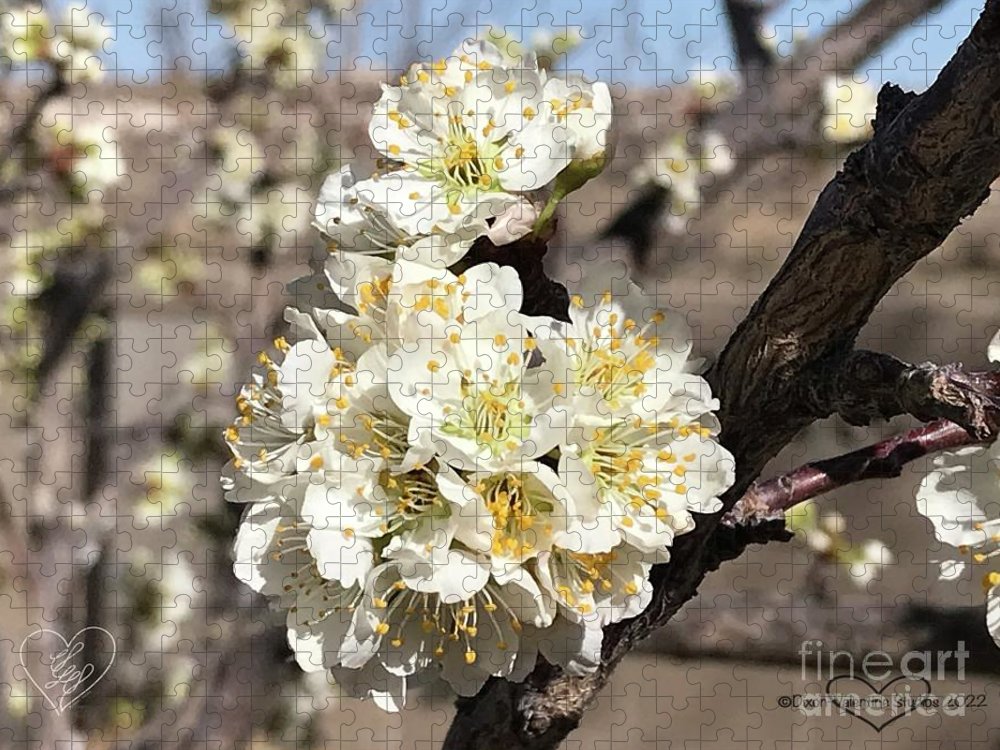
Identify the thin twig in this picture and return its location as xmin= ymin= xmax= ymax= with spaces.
xmin=728 ymin=419 xmax=978 ymax=523
xmin=0 ymin=73 xmax=66 ymax=201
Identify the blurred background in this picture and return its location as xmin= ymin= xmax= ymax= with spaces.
xmin=1 ymin=0 xmax=999 ymax=747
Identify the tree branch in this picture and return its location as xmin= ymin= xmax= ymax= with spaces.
xmin=729 ymin=419 xmax=977 ymax=523
xmin=799 ymin=350 xmax=1000 ymax=439
xmin=798 ymin=0 xmax=947 ymax=77
xmin=709 ymin=2 xmax=1000 ymax=482
xmin=0 ymin=74 xmax=66 ymax=202
xmin=719 ymin=0 xmax=947 ymax=154
xmin=444 ymin=3 xmax=1000 ymax=748
xmin=724 ymin=0 xmax=774 ymax=72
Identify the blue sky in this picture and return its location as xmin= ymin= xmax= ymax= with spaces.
xmin=48 ymin=0 xmax=985 ymax=92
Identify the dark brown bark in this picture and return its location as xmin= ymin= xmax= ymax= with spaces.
xmin=723 ymin=0 xmax=774 ymax=72
xmin=443 ymin=3 xmax=1000 ymax=748
xmin=710 ymin=1 xmax=1000 ymax=483
xmin=797 ymin=351 xmax=1000 ymax=439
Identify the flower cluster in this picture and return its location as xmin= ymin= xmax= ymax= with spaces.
xmin=0 ymin=3 xmax=109 ymax=83
xmin=225 ymin=39 xmax=733 ymax=711
xmin=316 ymin=37 xmax=612 ymax=259
xmin=915 ymin=332 xmax=1000 ymax=647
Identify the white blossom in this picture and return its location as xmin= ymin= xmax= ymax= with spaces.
xmin=366 ymin=40 xmax=569 ymax=237
xmin=530 ymin=294 xmax=733 ymax=552
xmin=387 ymin=304 xmax=568 ymax=473
xmin=916 ymin=443 xmax=1000 ymax=646
xmin=52 ymin=4 xmax=110 ymax=83
xmin=821 ymin=77 xmax=877 ymax=144
xmin=232 ymin=485 xmax=365 ymax=673
xmin=291 ymin=255 xmax=522 ymax=362
xmin=210 ymin=127 xmax=265 ymax=204
xmin=313 ymin=166 xmax=478 ymax=266
xmin=442 ymin=462 xmax=578 ymax=575
xmin=646 ymin=130 xmax=734 ymax=224
xmin=536 ymin=542 xmax=658 ymax=626
xmin=36 ymin=115 xmax=122 ymax=192
xmin=849 ymin=539 xmax=894 ymax=585
xmin=543 ymin=74 xmax=612 ymax=163
xmin=0 ymin=7 xmax=52 ymax=62
xmin=340 ymin=550 xmax=549 ymax=697
xmin=914 ymin=331 xmax=1000 ymax=646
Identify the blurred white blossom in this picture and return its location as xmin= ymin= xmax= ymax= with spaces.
xmin=915 ymin=331 xmax=1000 ymax=646
xmin=821 ymin=77 xmax=877 ymax=144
